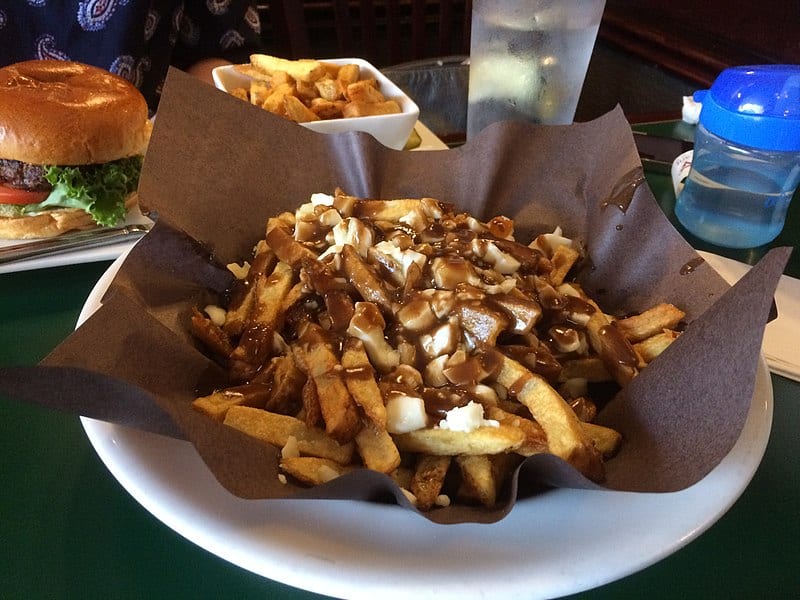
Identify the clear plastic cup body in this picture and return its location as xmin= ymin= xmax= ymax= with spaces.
xmin=675 ymin=124 xmax=800 ymax=248
xmin=466 ymin=0 xmax=605 ymax=139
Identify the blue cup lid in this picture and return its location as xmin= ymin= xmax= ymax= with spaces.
xmin=694 ymin=64 xmax=800 ymax=151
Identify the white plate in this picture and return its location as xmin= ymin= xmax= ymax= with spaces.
xmin=78 ymin=255 xmax=773 ymax=600
xmin=0 ymin=207 xmax=153 ymax=275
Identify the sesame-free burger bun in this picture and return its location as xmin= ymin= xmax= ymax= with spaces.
xmin=0 ymin=60 xmax=151 ymax=165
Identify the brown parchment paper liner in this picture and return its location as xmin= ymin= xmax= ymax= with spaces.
xmin=0 ymin=68 xmax=790 ymax=525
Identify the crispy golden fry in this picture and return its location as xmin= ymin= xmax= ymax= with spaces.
xmin=558 ymin=357 xmax=613 ymax=383
xmin=189 ymin=307 xmax=233 ymax=357
xmin=233 ymin=63 xmax=271 ymax=80
xmin=494 ymin=352 xmax=604 ymax=481
xmin=265 ymin=219 xmax=318 ymax=267
xmin=580 ymin=421 xmax=623 ymax=458
xmin=261 ymin=82 xmax=294 ymax=115
xmin=253 ymin=354 xmax=306 ymax=414
xmin=341 ymin=244 xmax=393 ymax=311
xmin=346 ymin=302 xmax=400 ymax=373
xmin=393 ymin=424 xmax=525 ymax=456
xmin=411 ymin=455 xmax=451 ymax=511
xmin=355 ymin=419 xmax=401 ymax=474
xmin=342 ymin=100 xmax=402 ymax=118
xmin=228 ymin=262 xmax=294 ymax=381
xmin=314 ymin=77 xmax=340 ymax=102
xmin=300 ymin=376 xmax=323 ymax=428
xmin=336 ymin=63 xmax=361 ymax=93
xmin=549 ymin=244 xmax=580 ymax=286
xmin=292 ymin=324 xmax=361 ymax=443
xmin=294 ymin=78 xmax=319 ymax=102
xmin=280 ymin=456 xmax=352 ymax=485
xmin=230 ymin=87 xmax=249 ymax=101
xmin=249 ymin=79 xmax=271 ymax=105
xmin=486 ymin=406 xmax=548 ymax=457
xmin=341 ymin=337 xmax=388 ymax=428
xmin=284 ymin=94 xmax=320 ymax=123
xmin=345 ymin=79 xmax=385 ymax=104
xmin=193 ymin=383 xmax=271 ymax=421
xmin=456 ymin=455 xmax=497 ymax=507
xmin=252 ymin=261 xmax=294 ymax=325
xmin=634 ymin=329 xmax=681 ymax=365
xmin=615 ymin=303 xmax=686 ymax=343
xmin=583 ymin=298 xmax=639 ymax=387
xmin=353 ymin=198 xmax=439 ymax=222
xmin=309 ymin=98 xmax=345 ymax=120
xmin=250 ymin=53 xmax=326 ymax=82
xmin=224 ymin=406 xmax=355 ymax=464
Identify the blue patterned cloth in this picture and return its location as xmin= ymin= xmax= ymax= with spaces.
xmin=0 ymin=1 xmax=262 ymax=113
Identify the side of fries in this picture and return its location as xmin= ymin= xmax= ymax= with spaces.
xmin=190 ymin=190 xmax=686 ymax=511
xmin=228 ymin=54 xmax=402 ymax=123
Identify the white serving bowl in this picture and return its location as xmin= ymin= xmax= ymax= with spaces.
xmin=212 ymin=57 xmax=420 ymax=150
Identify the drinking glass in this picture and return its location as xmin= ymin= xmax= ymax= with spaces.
xmin=467 ymin=0 xmax=606 ymax=139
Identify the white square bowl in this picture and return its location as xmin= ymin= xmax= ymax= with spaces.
xmin=212 ymin=57 xmax=420 ymax=150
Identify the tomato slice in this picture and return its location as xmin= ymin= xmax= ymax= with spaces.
xmin=0 ymin=184 xmax=49 ymax=205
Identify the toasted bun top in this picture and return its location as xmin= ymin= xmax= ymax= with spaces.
xmin=0 ymin=60 xmax=151 ymax=165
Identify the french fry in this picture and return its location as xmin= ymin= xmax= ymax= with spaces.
xmin=615 ymin=303 xmax=686 ymax=343
xmin=634 ymin=329 xmax=681 ymax=365
xmin=252 ymin=353 xmax=306 ymax=414
xmin=250 ymin=53 xmax=326 ymax=82
xmin=341 ymin=244 xmax=393 ymax=311
xmin=249 ymin=80 xmax=271 ymax=105
xmin=292 ymin=324 xmax=361 ymax=443
xmin=230 ymin=87 xmax=249 ymax=102
xmin=493 ymin=351 xmax=604 ymax=481
xmin=193 ymin=383 xmax=271 ymax=421
xmin=233 ymin=63 xmax=271 ymax=80
xmin=583 ymin=297 xmax=639 ymax=387
xmin=280 ymin=456 xmax=352 ymax=485
xmin=309 ymin=98 xmax=345 ymax=120
xmin=393 ymin=424 xmax=525 ymax=455
xmin=355 ymin=419 xmax=401 ymax=474
xmin=486 ymin=405 xmax=548 ymax=457
xmin=300 ymin=374 xmax=323 ymax=428
xmin=410 ymin=455 xmax=451 ymax=511
xmin=341 ymin=337 xmax=387 ymax=428
xmin=342 ymin=100 xmax=402 ymax=118
xmin=189 ymin=307 xmax=233 ymax=358
xmin=558 ymin=357 xmax=613 ymax=382
xmin=345 ymin=80 xmax=385 ymax=104
xmin=284 ymin=94 xmax=320 ymax=123
xmin=224 ymin=406 xmax=355 ymax=464
xmin=580 ymin=421 xmax=623 ymax=458
xmin=261 ymin=82 xmax=294 ymax=115
xmin=314 ymin=77 xmax=340 ymax=102
xmin=457 ymin=454 xmax=500 ymax=507
xmin=549 ymin=244 xmax=580 ymax=286
xmin=336 ymin=63 xmax=361 ymax=93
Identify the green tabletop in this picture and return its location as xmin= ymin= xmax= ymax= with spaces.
xmin=1 ymin=126 xmax=798 ymax=598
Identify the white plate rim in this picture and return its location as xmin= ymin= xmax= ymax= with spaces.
xmin=77 ymin=253 xmax=773 ymax=600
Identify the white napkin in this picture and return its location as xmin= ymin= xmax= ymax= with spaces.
xmin=700 ymin=251 xmax=800 ymax=382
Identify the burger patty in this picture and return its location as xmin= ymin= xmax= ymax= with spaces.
xmin=0 ymin=159 xmax=50 ymax=191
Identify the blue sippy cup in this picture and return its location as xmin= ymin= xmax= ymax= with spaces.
xmin=675 ymin=65 xmax=800 ymax=248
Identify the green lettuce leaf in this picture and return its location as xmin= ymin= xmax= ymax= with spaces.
xmin=19 ymin=156 xmax=142 ymax=226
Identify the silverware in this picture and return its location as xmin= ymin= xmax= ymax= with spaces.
xmin=0 ymin=223 xmax=151 ymax=265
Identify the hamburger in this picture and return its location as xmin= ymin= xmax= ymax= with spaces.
xmin=0 ymin=60 xmax=151 ymax=239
